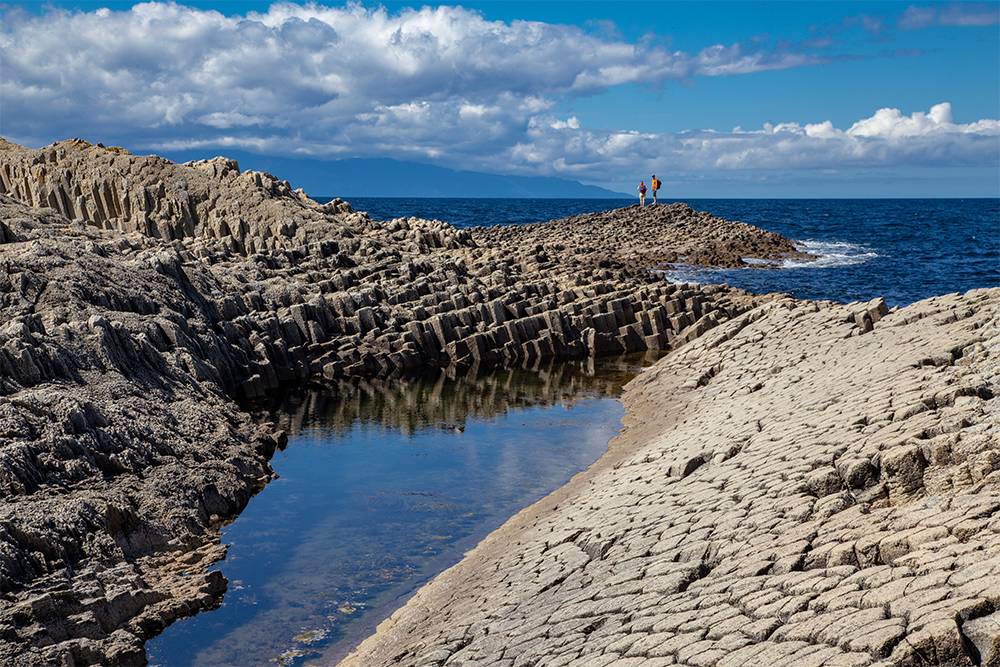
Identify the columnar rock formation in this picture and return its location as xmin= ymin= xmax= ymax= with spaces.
xmin=340 ymin=289 xmax=1000 ymax=667
xmin=0 ymin=139 xmax=796 ymax=391
xmin=8 ymin=138 xmax=994 ymax=667
xmin=478 ymin=205 xmax=811 ymax=271
xmin=0 ymin=139 xmax=794 ymax=666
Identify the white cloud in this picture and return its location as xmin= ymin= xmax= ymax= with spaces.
xmin=0 ymin=2 xmax=822 ymax=152
xmin=0 ymin=3 xmax=996 ymax=189
xmin=847 ymin=102 xmax=957 ymax=138
xmin=197 ymin=111 xmax=268 ymax=128
xmin=487 ymin=103 xmax=1000 ymax=182
xmin=694 ymin=44 xmax=820 ymax=76
xmin=550 ymin=117 xmax=581 ymax=130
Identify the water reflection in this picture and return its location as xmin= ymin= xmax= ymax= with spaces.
xmin=269 ymin=353 xmax=658 ymax=437
xmin=146 ymin=354 xmax=659 ymax=667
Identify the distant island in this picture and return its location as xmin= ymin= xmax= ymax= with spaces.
xmin=162 ymin=150 xmax=629 ymax=199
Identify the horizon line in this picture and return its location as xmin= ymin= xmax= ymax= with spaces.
xmin=319 ymin=195 xmax=1000 ymax=200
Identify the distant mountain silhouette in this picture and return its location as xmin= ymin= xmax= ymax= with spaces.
xmin=161 ymin=150 xmax=627 ymax=199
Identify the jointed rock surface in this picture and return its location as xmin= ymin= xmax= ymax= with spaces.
xmin=0 ymin=139 xmax=779 ymax=666
xmin=341 ymin=290 xmax=1000 ymax=667
xmin=478 ymin=205 xmax=809 ymax=271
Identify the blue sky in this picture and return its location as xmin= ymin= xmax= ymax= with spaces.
xmin=2 ymin=1 xmax=998 ymax=196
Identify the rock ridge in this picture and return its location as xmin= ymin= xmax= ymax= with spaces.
xmin=477 ymin=204 xmax=810 ymax=271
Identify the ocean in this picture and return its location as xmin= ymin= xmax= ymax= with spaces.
xmin=342 ymin=197 xmax=1000 ymax=307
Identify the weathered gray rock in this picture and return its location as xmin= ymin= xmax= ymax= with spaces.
xmin=477 ymin=202 xmax=811 ymax=271
xmin=13 ymin=137 xmax=991 ymax=667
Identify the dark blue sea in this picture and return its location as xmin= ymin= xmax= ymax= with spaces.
xmin=147 ymin=198 xmax=997 ymax=666
xmin=345 ymin=197 xmax=1000 ymax=307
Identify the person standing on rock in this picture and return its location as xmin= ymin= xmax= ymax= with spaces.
xmin=638 ymin=180 xmax=647 ymax=207
xmin=651 ymin=174 xmax=661 ymax=204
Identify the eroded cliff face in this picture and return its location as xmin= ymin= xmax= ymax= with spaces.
xmin=0 ymin=139 xmax=792 ymax=666
xmin=339 ymin=289 xmax=1000 ymax=667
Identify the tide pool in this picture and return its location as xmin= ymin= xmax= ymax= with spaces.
xmin=146 ymin=356 xmax=654 ymax=666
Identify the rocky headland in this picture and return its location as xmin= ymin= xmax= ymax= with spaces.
xmin=0 ymin=138 xmax=995 ymax=667
xmin=477 ymin=205 xmax=812 ymax=271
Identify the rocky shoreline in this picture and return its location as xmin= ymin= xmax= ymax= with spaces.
xmin=1 ymin=139 xmax=996 ymax=667
xmin=0 ymin=138 xmax=799 ymax=666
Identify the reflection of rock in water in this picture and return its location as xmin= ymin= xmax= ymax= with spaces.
xmin=268 ymin=353 xmax=661 ymax=437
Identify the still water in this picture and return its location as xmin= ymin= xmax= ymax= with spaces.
xmin=146 ymin=355 xmax=656 ymax=666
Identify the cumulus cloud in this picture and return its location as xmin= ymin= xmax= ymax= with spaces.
xmin=0 ymin=2 xmax=822 ymax=150
xmin=492 ymin=103 xmax=1000 ymax=183
xmin=0 ymin=3 xmax=997 ymax=187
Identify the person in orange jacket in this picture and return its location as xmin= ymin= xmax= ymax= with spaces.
xmin=651 ymin=174 xmax=661 ymax=204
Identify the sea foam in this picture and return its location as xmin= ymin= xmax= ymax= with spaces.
xmin=784 ymin=239 xmax=879 ymax=269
